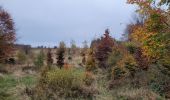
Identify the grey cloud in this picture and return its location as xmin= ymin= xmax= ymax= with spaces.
xmin=0 ymin=0 xmax=136 ymax=47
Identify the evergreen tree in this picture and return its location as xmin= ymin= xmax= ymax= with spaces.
xmin=34 ymin=50 xmax=45 ymax=69
xmin=47 ymin=48 xmax=53 ymax=69
xmin=70 ymin=40 xmax=77 ymax=55
xmin=95 ymin=29 xmax=115 ymax=69
xmin=56 ymin=42 xmax=65 ymax=69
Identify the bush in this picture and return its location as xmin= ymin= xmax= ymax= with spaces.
xmin=33 ymin=68 xmax=97 ymax=99
xmin=17 ymin=50 xmax=27 ymax=65
xmin=124 ymin=42 xmax=137 ymax=54
xmin=108 ymin=46 xmax=124 ymax=68
xmin=112 ymin=67 xmax=126 ymax=80
xmin=85 ymin=49 xmax=96 ymax=72
xmin=84 ymin=71 xmax=95 ymax=86
xmin=109 ymin=45 xmax=138 ymax=79
xmin=112 ymin=54 xmax=137 ymax=79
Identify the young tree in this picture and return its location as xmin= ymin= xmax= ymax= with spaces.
xmin=95 ymin=29 xmax=115 ymax=69
xmin=56 ymin=41 xmax=65 ymax=69
xmin=47 ymin=48 xmax=53 ymax=69
xmin=83 ymin=40 xmax=88 ymax=49
xmin=34 ymin=50 xmax=45 ymax=69
xmin=70 ymin=40 xmax=77 ymax=55
xmin=81 ymin=40 xmax=88 ymax=54
xmin=0 ymin=8 xmax=16 ymax=63
xmin=81 ymin=40 xmax=88 ymax=65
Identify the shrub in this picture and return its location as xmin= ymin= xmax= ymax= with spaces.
xmin=109 ymin=45 xmax=138 ymax=79
xmin=124 ymin=55 xmax=138 ymax=77
xmin=112 ymin=66 xmax=126 ymax=80
xmin=84 ymin=71 xmax=95 ymax=86
xmin=124 ymin=42 xmax=137 ymax=54
xmin=112 ymin=54 xmax=137 ymax=79
xmin=17 ymin=50 xmax=27 ymax=65
xmin=85 ymin=49 xmax=96 ymax=72
xmin=108 ymin=46 xmax=124 ymax=68
xmin=33 ymin=68 xmax=97 ymax=99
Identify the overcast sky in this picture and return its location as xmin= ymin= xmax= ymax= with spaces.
xmin=0 ymin=0 xmax=137 ymax=47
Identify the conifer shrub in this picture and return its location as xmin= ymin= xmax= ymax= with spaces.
xmin=108 ymin=44 xmax=138 ymax=80
xmin=108 ymin=46 xmax=124 ymax=68
xmin=112 ymin=54 xmax=137 ymax=79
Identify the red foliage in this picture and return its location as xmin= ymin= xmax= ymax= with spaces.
xmin=0 ymin=8 xmax=16 ymax=62
xmin=95 ymin=29 xmax=115 ymax=68
xmin=134 ymin=48 xmax=150 ymax=70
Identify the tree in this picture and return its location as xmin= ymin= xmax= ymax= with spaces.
xmin=95 ymin=29 xmax=115 ymax=69
xmin=127 ymin=0 xmax=170 ymax=61
xmin=81 ymin=40 xmax=88 ymax=54
xmin=83 ymin=40 xmax=88 ymax=49
xmin=70 ymin=40 xmax=77 ymax=55
xmin=47 ymin=48 xmax=53 ymax=69
xmin=127 ymin=0 xmax=170 ymax=74
xmin=81 ymin=40 xmax=88 ymax=65
xmin=0 ymin=8 xmax=16 ymax=63
xmin=34 ymin=50 xmax=45 ymax=69
xmin=123 ymin=13 xmax=144 ymax=41
xmin=56 ymin=41 xmax=65 ymax=69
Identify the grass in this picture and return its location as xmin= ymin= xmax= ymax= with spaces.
xmin=0 ymin=74 xmax=37 ymax=100
xmin=0 ymin=75 xmax=17 ymax=100
xmin=19 ymin=75 xmax=37 ymax=87
xmin=0 ymin=64 xmax=168 ymax=100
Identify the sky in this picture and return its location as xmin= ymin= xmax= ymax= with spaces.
xmin=0 ymin=0 xmax=137 ymax=47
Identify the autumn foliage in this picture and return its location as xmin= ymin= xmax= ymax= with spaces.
xmin=95 ymin=29 xmax=115 ymax=69
xmin=126 ymin=0 xmax=170 ymax=72
xmin=0 ymin=8 xmax=16 ymax=63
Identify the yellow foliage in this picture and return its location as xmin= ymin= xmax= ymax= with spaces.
xmin=112 ymin=50 xmax=138 ymax=79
